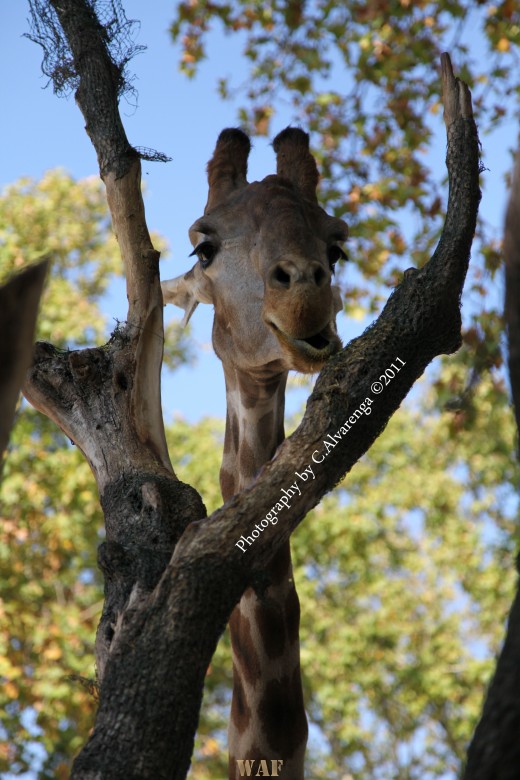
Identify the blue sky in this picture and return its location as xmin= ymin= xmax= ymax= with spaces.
xmin=2 ymin=5 xmax=518 ymax=778
xmin=3 ymin=1 xmax=339 ymax=424
xmin=1 ymin=3 xmax=516 ymax=426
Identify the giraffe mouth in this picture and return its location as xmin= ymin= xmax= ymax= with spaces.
xmin=267 ymin=319 xmax=341 ymax=365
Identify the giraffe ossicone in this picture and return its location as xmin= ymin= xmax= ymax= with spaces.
xmin=162 ymin=127 xmax=348 ymax=780
xmin=162 ymin=126 xmax=348 ymax=375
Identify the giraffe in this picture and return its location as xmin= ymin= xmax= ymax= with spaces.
xmin=162 ymin=127 xmax=348 ymax=779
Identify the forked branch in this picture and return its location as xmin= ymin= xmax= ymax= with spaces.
xmin=70 ymin=53 xmax=481 ymax=779
xmin=23 ymin=0 xmax=204 ymax=686
xmin=25 ymin=0 xmax=171 ymax=473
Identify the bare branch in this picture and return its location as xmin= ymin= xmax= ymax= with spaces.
xmin=0 ymin=261 xmax=48 ymax=470
xmin=441 ymin=51 xmax=473 ymax=125
xmin=34 ymin=0 xmax=171 ymax=469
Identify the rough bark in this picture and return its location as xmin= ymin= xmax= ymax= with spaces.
xmin=505 ymin=143 xmax=520 ymax=439
xmin=23 ymin=3 xmax=481 ymax=774
xmin=66 ymin=53 xmax=479 ymax=778
xmin=461 ymin=135 xmax=520 ymax=780
xmin=0 ymin=260 xmax=48 ymax=471
xmin=24 ymin=335 xmax=205 ymax=681
xmin=23 ymin=0 xmax=205 ymax=683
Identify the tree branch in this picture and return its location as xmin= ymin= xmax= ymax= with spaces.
xmin=0 ymin=260 xmax=48 ymax=470
xmin=23 ymin=0 xmax=203 ymax=681
xmin=71 ymin=53 xmax=481 ymax=778
xmin=460 ymin=131 xmax=520 ymax=780
xmin=37 ymin=0 xmax=171 ymax=469
xmin=505 ymin=140 xmax=520 ymax=438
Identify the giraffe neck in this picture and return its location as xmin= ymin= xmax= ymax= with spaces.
xmin=220 ymin=366 xmax=286 ymax=499
xmin=221 ymin=366 xmax=308 ymax=780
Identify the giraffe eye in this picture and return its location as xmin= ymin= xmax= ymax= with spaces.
xmin=327 ymin=245 xmax=348 ymax=272
xmin=190 ymin=241 xmax=217 ymax=269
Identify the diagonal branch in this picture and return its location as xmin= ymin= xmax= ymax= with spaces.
xmin=71 ymin=53 xmax=481 ymax=779
xmin=0 ymin=260 xmax=48 ymax=470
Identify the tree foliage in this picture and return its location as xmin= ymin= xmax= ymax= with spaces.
xmin=0 ymin=172 xmax=118 ymax=776
xmin=171 ymin=0 xmax=517 ymax=370
xmin=0 ymin=169 xmax=193 ymax=776
xmin=2 ymin=3 xmax=519 ymax=777
xmin=178 ymin=371 xmax=519 ymax=779
xmin=166 ymin=3 xmax=520 ymax=777
xmin=0 ymin=171 xmax=120 ymax=345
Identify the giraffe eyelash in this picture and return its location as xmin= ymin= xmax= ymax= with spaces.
xmin=190 ymin=241 xmax=217 ymax=269
xmin=327 ymin=245 xmax=348 ymax=272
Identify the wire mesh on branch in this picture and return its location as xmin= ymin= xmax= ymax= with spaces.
xmin=134 ymin=146 xmax=172 ymax=163
xmin=26 ymin=0 xmax=145 ymax=100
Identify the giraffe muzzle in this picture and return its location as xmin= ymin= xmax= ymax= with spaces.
xmin=266 ymin=318 xmax=341 ymax=371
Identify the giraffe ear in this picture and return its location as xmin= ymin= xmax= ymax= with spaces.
xmin=273 ymin=127 xmax=319 ymax=202
xmin=161 ymin=264 xmax=213 ymax=327
xmin=205 ymin=128 xmax=251 ymax=212
xmin=332 ymin=284 xmax=343 ymax=315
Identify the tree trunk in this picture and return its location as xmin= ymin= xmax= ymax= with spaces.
xmin=461 ymin=135 xmax=520 ymax=780
xmin=24 ymin=3 xmax=481 ymax=776
xmin=23 ymin=0 xmax=205 ymax=685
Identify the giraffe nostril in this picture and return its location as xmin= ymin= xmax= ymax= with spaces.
xmin=269 ymin=260 xmax=329 ymax=290
xmin=313 ymin=266 xmax=326 ymax=287
xmin=271 ymin=265 xmax=292 ymax=289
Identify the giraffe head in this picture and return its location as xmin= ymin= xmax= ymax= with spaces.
xmin=162 ymin=127 xmax=348 ymax=374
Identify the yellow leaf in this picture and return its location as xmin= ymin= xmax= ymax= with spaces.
xmin=43 ymin=643 xmax=62 ymax=661
xmin=4 ymin=680 xmax=19 ymax=699
xmin=201 ymin=737 xmax=221 ymax=757
xmin=0 ymin=743 xmax=14 ymax=759
xmin=497 ymin=37 xmax=510 ymax=52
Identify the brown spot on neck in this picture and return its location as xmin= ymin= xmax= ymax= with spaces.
xmin=221 ymin=367 xmax=287 ymax=497
xmin=230 ymin=670 xmax=251 ymax=735
xmin=220 ymin=468 xmax=236 ymax=501
xmin=268 ymin=543 xmax=292 ymax=586
xmin=229 ymin=607 xmax=262 ymax=685
xmin=258 ymin=670 xmax=308 ymax=757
